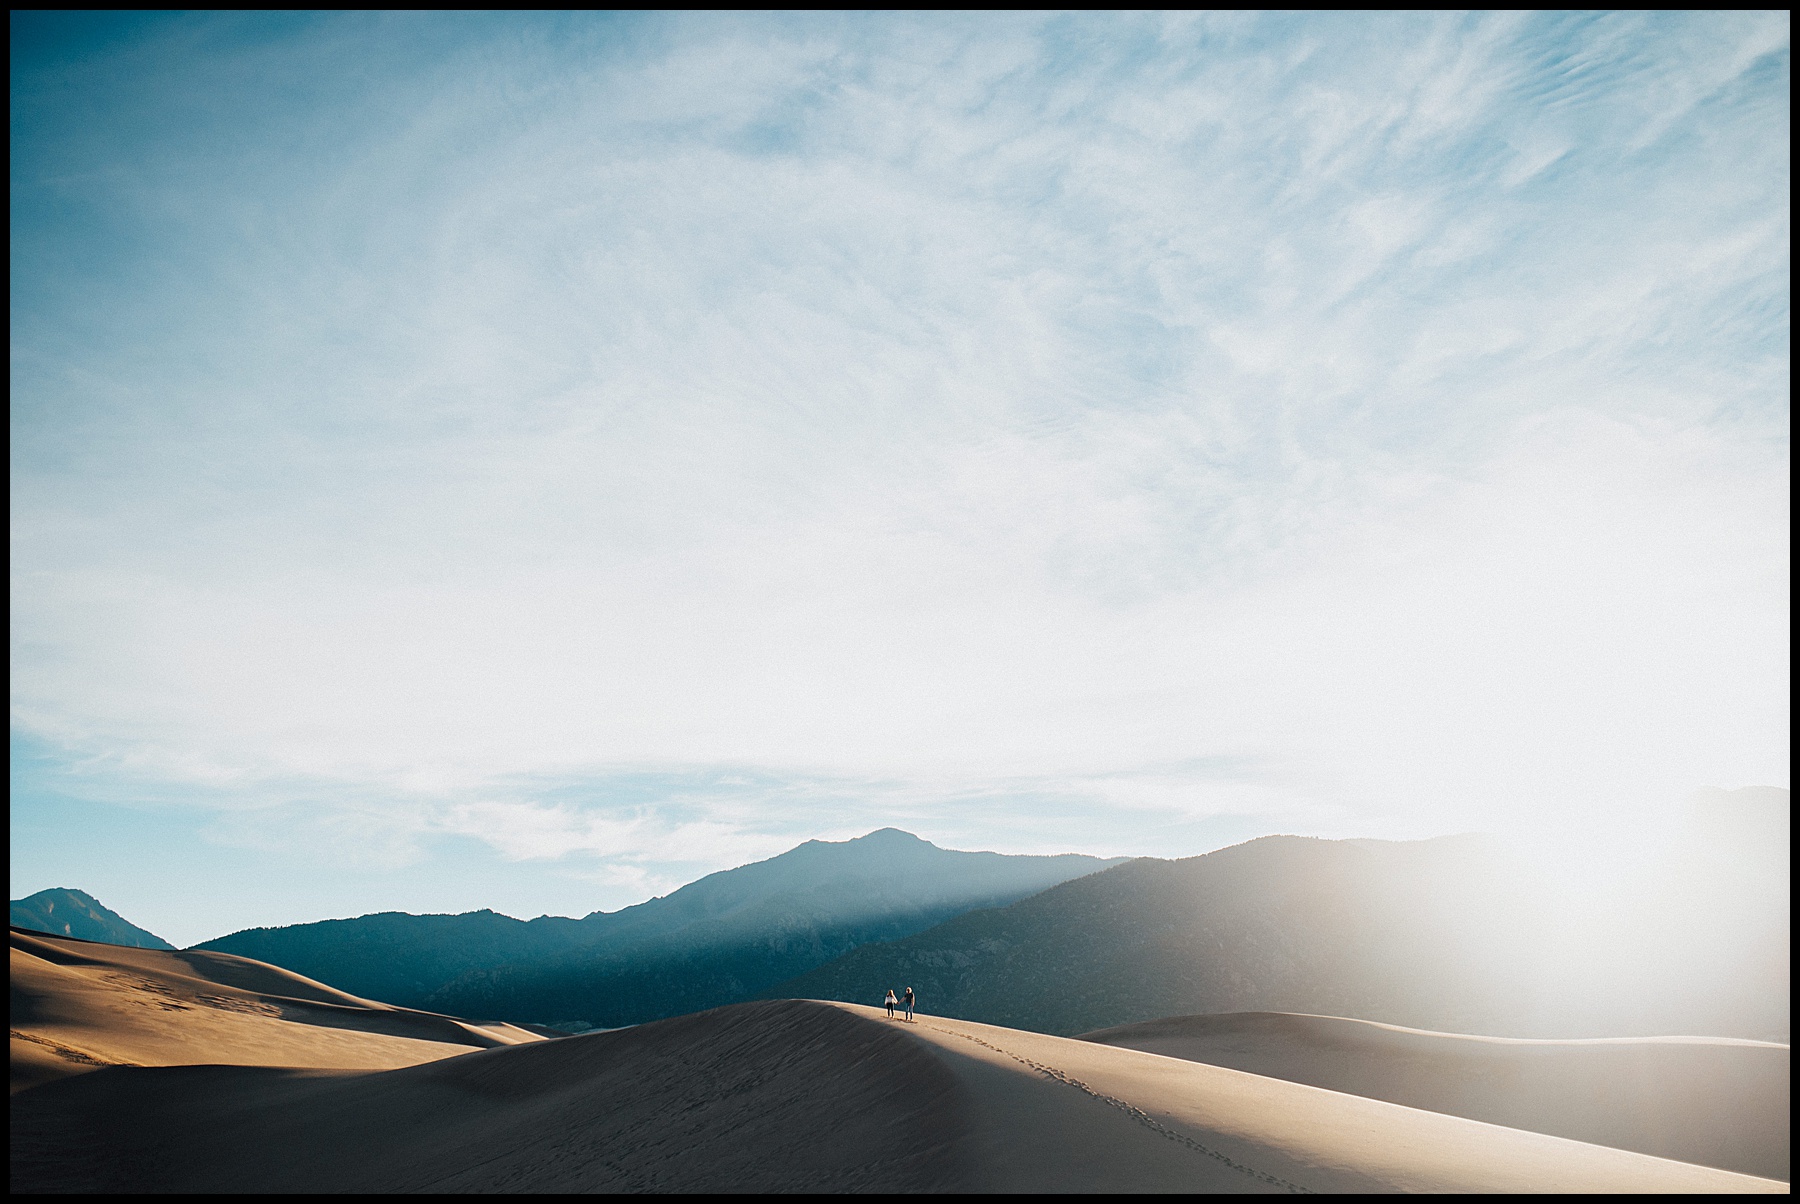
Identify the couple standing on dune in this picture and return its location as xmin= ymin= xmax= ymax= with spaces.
xmin=883 ymin=986 xmax=915 ymax=1021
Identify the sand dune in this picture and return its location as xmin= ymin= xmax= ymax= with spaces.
xmin=898 ymin=1008 xmax=1784 ymax=1193
xmin=11 ymin=978 xmax=1787 ymax=1192
xmin=10 ymin=927 xmax=545 ymax=1094
xmin=1078 ymin=1011 xmax=1790 ymax=1182
xmin=12 ymin=998 xmax=967 ymax=1193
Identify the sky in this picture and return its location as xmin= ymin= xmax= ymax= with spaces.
xmin=10 ymin=11 xmax=1790 ymax=947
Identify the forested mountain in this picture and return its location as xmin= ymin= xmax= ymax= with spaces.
xmin=199 ymin=829 xmax=1123 ymax=1026
xmin=10 ymin=888 xmax=175 ymax=950
xmin=774 ymin=793 xmax=1790 ymax=1042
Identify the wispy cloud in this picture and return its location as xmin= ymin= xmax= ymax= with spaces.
xmin=10 ymin=12 xmax=1789 ymax=901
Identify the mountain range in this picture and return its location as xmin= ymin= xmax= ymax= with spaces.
xmin=774 ymin=789 xmax=1790 ymax=1041
xmin=17 ymin=788 xmax=1787 ymax=1043
xmin=196 ymin=829 xmax=1124 ymax=1027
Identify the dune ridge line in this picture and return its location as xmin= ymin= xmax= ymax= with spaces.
xmin=920 ymin=1019 xmax=1312 ymax=1193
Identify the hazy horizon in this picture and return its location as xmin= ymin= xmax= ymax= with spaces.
xmin=13 ymin=786 xmax=1790 ymax=950
xmin=11 ymin=12 xmax=1790 ymax=947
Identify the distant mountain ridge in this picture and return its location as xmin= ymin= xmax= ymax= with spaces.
xmin=775 ymin=791 xmax=1790 ymax=1041
xmin=199 ymin=829 xmax=1124 ymax=1026
xmin=10 ymin=888 xmax=174 ymax=950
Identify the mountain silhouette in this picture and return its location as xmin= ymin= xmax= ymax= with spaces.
xmin=773 ymin=802 xmax=1790 ymax=1042
xmin=198 ymin=829 xmax=1123 ymax=1026
xmin=10 ymin=888 xmax=174 ymax=950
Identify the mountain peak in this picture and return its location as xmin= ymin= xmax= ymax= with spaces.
xmin=11 ymin=887 xmax=175 ymax=950
xmin=852 ymin=827 xmax=931 ymax=845
xmin=787 ymin=828 xmax=935 ymax=856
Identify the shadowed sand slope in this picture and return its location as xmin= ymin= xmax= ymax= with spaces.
xmin=1079 ymin=1012 xmax=1790 ymax=1183
xmin=11 ymin=1000 xmax=969 ymax=1193
xmin=11 ymin=996 xmax=1786 ymax=1193
xmin=10 ymin=927 xmax=545 ymax=1094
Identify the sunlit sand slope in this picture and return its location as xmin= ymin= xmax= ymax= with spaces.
xmin=10 ymin=995 xmax=1785 ymax=1193
xmin=1079 ymin=1011 xmax=1790 ymax=1182
xmin=9 ymin=927 xmax=544 ymax=1094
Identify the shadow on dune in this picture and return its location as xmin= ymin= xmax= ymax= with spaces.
xmin=10 ymin=999 xmax=970 ymax=1194
xmin=1080 ymin=1011 xmax=1790 ymax=1182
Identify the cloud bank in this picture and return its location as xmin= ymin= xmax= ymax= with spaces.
xmin=11 ymin=12 xmax=1790 ymax=894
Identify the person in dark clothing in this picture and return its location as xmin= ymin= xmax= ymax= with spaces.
xmin=903 ymin=986 xmax=915 ymax=1021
